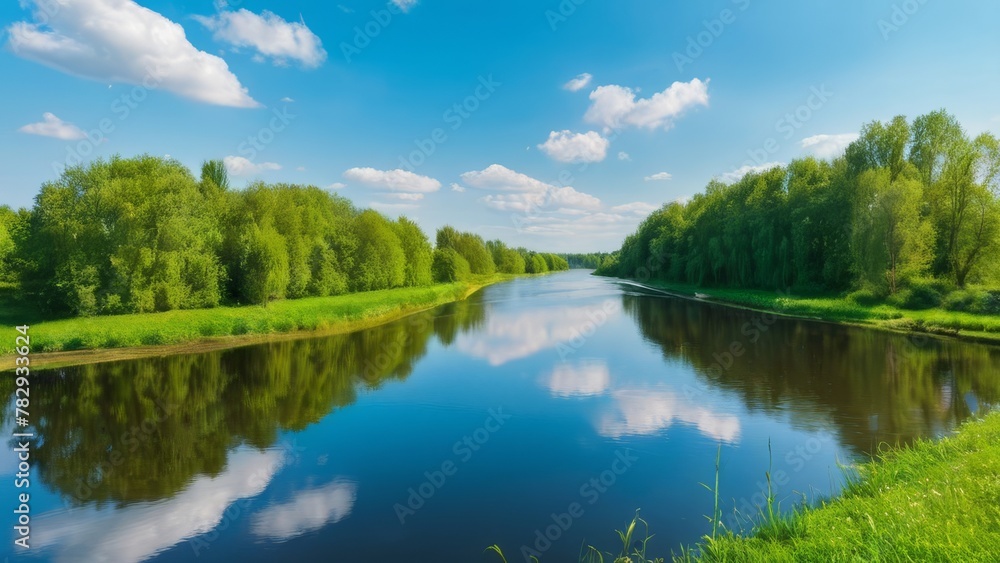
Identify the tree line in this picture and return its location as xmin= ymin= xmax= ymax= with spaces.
xmin=562 ymin=253 xmax=612 ymax=269
xmin=597 ymin=110 xmax=1000 ymax=310
xmin=0 ymin=155 xmax=567 ymax=316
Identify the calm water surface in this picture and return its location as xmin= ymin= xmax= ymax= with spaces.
xmin=4 ymin=270 xmax=998 ymax=562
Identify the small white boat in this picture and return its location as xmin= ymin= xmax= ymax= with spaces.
xmin=694 ymin=292 xmax=710 ymax=299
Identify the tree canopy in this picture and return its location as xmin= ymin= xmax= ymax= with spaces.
xmin=7 ymin=155 xmax=567 ymax=316
xmin=598 ymin=110 xmax=1000 ymax=305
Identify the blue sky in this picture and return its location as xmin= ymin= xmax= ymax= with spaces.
xmin=1 ymin=0 xmax=998 ymax=252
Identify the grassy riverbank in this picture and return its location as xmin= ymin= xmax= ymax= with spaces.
xmin=622 ymin=278 xmax=1000 ymax=344
xmin=2 ymin=274 xmax=517 ymax=369
xmin=676 ymin=411 xmax=1000 ymax=562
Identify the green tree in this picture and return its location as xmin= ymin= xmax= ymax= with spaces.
xmin=526 ymin=253 xmax=549 ymax=274
xmin=351 ymin=210 xmax=405 ymax=291
xmin=852 ymin=169 xmax=933 ymax=294
xmin=22 ymin=155 xmax=224 ymax=314
xmin=436 ymin=227 xmax=496 ymax=275
xmin=432 ymin=247 xmax=471 ymax=282
xmin=200 ymin=159 xmax=230 ymax=193
xmin=486 ymin=240 xmax=526 ymax=274
xmin=931 ymin=133 xmax=1000 ymax=286
xmin=393 ymin=217 xmax=434 ymax=287
xmin=910 ymin=110 xmax=964 ymax=187
xmin=846 ymin=115 xmax=911 ymax=181
xmin=0 ymin=206 xmax=15 ymax=281
xmin=239 ymin=223 xmax=289 ymax=305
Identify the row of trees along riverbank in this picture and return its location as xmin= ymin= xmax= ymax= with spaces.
xmin=597 ymin=110 xmax=1000 ymax=313
xmin=0 ymin=155 xmax=567 ymax=317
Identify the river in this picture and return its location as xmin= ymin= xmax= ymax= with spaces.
xmin=3 ymin=270 xmax=998 ymax=562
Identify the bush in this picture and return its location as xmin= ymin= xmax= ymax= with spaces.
xmin=847 ymin=288 xmax=881 ymax=307
xmin=432 ymin=248 xmax=471 ymax=283
xmin=983 ymin=291 xmax=1000 ymax=315
xmin=943 ymin=289 xmax=985 ymax=312
xmin=945 ymin=288 xmax=1000 ymax=314
xmin=894 ymin=280 xmax=943 ymax=310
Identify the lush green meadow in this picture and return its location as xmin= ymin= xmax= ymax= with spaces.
xmin=2 ymin=274 xmax=514 ymax=360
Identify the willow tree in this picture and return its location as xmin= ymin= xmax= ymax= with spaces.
xmin=846 ymin=115 xmax=911 ymax=181
xmin=930 ymin=133 xmax=1000 ymax=286
xmin=852 ymin=168 xmax=933 ymax=294
xmin=909 ymin=110 xmax=964 ymax=188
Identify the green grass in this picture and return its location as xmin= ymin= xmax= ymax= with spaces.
xmin=2 ymin=274 xmax=516 ymax=355
xmin=679 ymin=411 xmax=1000 ymax=562
xmin=634 ymin=281 xmax=1000 ymax=342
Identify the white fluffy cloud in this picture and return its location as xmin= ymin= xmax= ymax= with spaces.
xmin=450 ymin=183 xmax=466 ymax=192
xmin=618 ymin=151 xmax=631 ymax=161
xmin=460 ymin=164 xmax=552 ymax=193
xmin=563 ymin=72 xmax=593 ymax=92
xmin=327 ymin=182 xmax=347 ymax=190
xmin=19 ymin=113 xmax=85 ymax=140
xmin=718 ymin=162 xmax=785 ymax=183
xmin=460 ymin=164 xmax=657 ymax=246
xmin=7 ymin=0 xmax=258 ymax=108
xmin=392 ymin=0 xmax=418 ymax=12
xmin=585 ymin=78 xmax=709 ymax=131
xmin=224 ymin=155 xmax=281 ymax=176
xmin=800 ymin=133 xmax=859 ymax=159
xmin=194 ymin=9 xmax=326 ymax=68
xmin=343 ymin=167 xmax=441 ymax=193
xmin=548 ymin=186 xmax=602 ymax=210
xmin=460 ymin=164 xmax=600 ymax=213
xmin=537 ymin=130 xmax=609 ymax=163
xmin=644 ymin=172 xmax=672 ymax=181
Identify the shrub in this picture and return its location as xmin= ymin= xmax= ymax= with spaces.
xmin=943 ymin=289 xmax=986 ymax=312
xmin=982 ymin=291 xmax=1000 ymax=315
xmin=895 ymin=280 xmax=943 ymax=310
xmin=847 ymin=288 xmax=881 ymax=307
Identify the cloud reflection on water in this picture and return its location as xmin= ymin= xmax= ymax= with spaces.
xmin=456 ymin=302 xmax=618 ymax=366
xmin=599 ymin=389 xmax=741 ymax=443
xmin=32 ymin=448 xmax=283 ymax=563
xmin=546 ymin=360 xmax=612 ymax=397
xmin=251 ymin=479 xmax=357 ymax=541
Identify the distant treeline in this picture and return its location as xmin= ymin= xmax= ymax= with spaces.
xmin=598 ymin=110 xmax=1000 ymax=310
xmin=0 ymin=155 xmax=567 ymax=316
xmin=561 ymin=253 xmax=612 ymax=270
